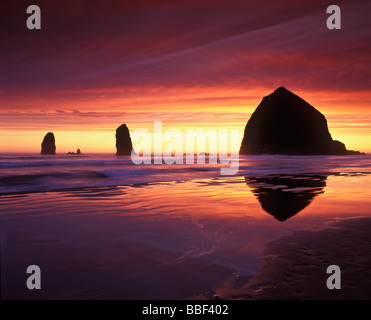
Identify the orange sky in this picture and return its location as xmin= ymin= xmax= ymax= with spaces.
xmin=1 ymin=86 xmax=370 ymax=153
xmin=1 ymin=1 xmax=370 ymax=154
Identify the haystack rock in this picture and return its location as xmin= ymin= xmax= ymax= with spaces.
xmin=116 ymin=124 xmax=133 ymax=156
xmin=240 ymin=87 xmax=364 ymax=155
xmin=41 ymin=132 xmax=56 ymax=155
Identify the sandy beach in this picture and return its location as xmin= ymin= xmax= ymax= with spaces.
xmin=1 ymin=157 xmax=371 ymax=300
xmin=214 ymin=217 xmax=371 ymax=300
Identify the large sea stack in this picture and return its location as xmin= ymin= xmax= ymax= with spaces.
xmin=240 ymin=87 xmax=363 ymax=155
xmin=41 ymin=132 xmax=56 ymax=155
xmin=116 ymin=124 xmax=133 ymax=156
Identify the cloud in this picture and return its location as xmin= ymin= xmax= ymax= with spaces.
xmin=2 ymin=0 xmax=370 ymax=96
xmin=0 ymin=109 xmax=251 ymax=132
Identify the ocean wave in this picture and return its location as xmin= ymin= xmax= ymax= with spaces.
xmin=0 ymin=154 xmax=370 ymax=195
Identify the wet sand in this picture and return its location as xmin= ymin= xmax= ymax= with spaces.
xmin=1 ymin=173 xmax=371 ymax=299
xmin=214 ymin=217 xmax=371 ymax=300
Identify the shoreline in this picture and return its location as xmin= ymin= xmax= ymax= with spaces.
xmin=1 ymin=171 xmax=371 ymax=299
xmin=1 ymin=171 xmax=370 ymax=197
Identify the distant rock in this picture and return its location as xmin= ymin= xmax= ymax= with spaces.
xmin=116 ymin=124 xmax=133 ymax=156
xmin=67 ymin=149 xmax=81 ymax=155
xmin=41 ymin=132 xmax=56 ymax=155
xmin=240 ymin=87 xmax=364 ymax=155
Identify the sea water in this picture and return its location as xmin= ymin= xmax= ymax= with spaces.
xmin=1 ymin=154 xmax=371 ymax=299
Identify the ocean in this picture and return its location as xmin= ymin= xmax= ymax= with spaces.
xmin=1 ymin=153 xmax=371 ymax=299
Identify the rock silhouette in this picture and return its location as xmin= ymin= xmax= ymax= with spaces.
xmin=116 ymin=124 xmax=133 ymax=156
xmin=41 ymin=132 xmax=56 ymax=155
xmin=240 ymin=87 xmax=364 ymax=155
xmin=67 ymin=149 xmax=81 ymax=155
xmin=245 ymin=174 xmax=327 ymax=221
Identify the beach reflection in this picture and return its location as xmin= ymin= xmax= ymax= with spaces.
xmin=245 ymin=175 xmax=327 ymax=221
xmin=2 ymin=172 xmax=371 ymax=299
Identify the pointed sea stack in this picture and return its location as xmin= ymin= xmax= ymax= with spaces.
xmin=115 ymin=124 xmax=133 ymax=156
xmin=240 ymin=87 xmax=364 ymax=155
xmin=41 ymin=132 xmax=56 ymax=155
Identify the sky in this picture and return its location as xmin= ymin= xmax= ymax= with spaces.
xmin=1 ymin=0 xmax=371 ymax=153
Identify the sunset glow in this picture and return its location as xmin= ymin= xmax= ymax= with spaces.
xmin=2 ymin=0 xmax=371 ymax=302
xmin=1 ymin=0 xmax=370 ymax=153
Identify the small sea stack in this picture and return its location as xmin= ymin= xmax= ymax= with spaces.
xmin=240 ymin=87 xmax=364 ymax=155
xmin=67 ymin=149 xmax=81 ymax=155
xmin=116 ymin=124 xmax=133 ymax=156
xmin=41 ymin=132 xmax=56 ymax=155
